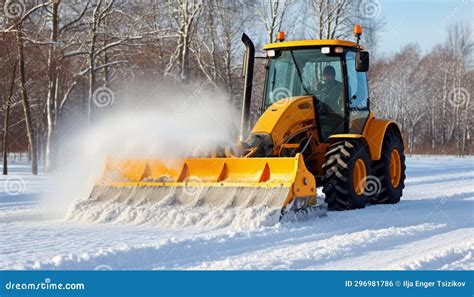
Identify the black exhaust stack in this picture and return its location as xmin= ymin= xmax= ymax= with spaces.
xmin=239 ymin=33 xmax=255 ymax=142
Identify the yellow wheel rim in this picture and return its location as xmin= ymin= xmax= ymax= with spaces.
xmin=389 ymin=149 xmax=401 ymax=188
xmin=353 ymin=159 xmax=367 ymax=195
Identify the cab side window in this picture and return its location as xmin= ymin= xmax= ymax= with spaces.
xmin=346 ymin=51 xmax=369 ymax=134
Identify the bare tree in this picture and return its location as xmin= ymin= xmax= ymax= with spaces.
xmin=16 ymin=27 xmax=38 ymax=174
xmin=191 ymin=1 xmax=247 ymax=99
xmin=255 ymin=0 xmax=290 ymax=43
xmin=369 ymin=21 xmax=473 ymax=154
xmin=45 ymin=0 xmax=59 ymax=172
xmin=1 ymin=1 xmax=52 ymax=174
xmin=446 ymin=22 xmax=473 ymax=66
xmin=310 ymin=0 xmax=352 ymax=39
xmin=164 ymin=0 xmax=203 ymax=83
xmin=0 ymin=1 xmax=472 ymax=170
xmin=2 ymin=64 xmax=16 ymax=175
xmin=445 ymin=22 xmax=473 ymax=154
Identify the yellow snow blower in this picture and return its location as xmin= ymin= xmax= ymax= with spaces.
xmin=89 ymin=25 xmax=406 ymax=219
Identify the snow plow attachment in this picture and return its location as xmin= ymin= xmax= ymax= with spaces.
xmin=89 ymin=153 xmax=323 ymax=217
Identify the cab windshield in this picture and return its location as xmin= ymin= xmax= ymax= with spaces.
xmin=264 ymin=49 xmax=343 ymax=111
xmin=264 ymin=48 xmax=345 ymax=140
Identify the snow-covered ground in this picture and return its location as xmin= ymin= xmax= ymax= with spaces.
xmin=0 ymin=156 xmax=472 ymax=270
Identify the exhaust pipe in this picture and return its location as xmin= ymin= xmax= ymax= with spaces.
xmin=239 ymin=33 xmax=255 ymax=142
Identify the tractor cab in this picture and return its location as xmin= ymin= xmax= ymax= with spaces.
xmin=262 ymin=31 xmax=370 ymax=141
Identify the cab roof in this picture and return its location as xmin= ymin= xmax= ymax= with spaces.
xmin=263 ymin=39 xmax=363 ymax=50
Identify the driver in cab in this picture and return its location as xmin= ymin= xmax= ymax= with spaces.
xmin=314 ymin=65 xmax=344 ymax=114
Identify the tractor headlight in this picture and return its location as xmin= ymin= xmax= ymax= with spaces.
xmin=266 ymin=50 xmax=276 ymax=57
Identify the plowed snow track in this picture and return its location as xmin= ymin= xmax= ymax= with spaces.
xmin=0 ymin=156 xmax=472 ymax=270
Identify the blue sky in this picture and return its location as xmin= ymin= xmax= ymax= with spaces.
xmin=377 ymin=0 xmax=473 ymax=54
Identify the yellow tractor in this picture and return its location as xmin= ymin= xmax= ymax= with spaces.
xmin=90 ymin=25 xmax=405 ymax=219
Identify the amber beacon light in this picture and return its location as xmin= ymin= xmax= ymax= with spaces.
xmin=276 ymin=31 xmax=285 ymax=42
xmin=354 ymin=24 xmax=363 ymax=36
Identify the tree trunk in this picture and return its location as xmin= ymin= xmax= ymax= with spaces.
xmin=180 ymin=33 xmax=189 ymax=83
xmin=88 ymin=1 xmax=100 ymax=122
xmin=2 ymin=65 xmax=16 ymax=175
xmin=2 ymin=101 xmax=10 ymax=175
xmin=16 ymin=30 xmax=38 ymax=175
xmin=45 ymin=0 xmax=59 ymax=172
xmin=88 ymin=52 xmax=96 ymax=122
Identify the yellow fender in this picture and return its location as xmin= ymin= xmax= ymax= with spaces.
xmin=329 ymin=112 xmax=402 ymax=161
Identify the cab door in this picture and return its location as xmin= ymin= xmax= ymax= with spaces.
xmin=345 ymin=51 xmax=370 ymax=134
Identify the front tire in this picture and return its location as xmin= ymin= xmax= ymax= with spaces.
xmin=322 ymin=140 xmax=371 ymax=210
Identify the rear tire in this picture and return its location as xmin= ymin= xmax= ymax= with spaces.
xmin=370 ymin=131 xmax=406 ymax=204
xmin=322 ymin=140 xmax=371 ymax=210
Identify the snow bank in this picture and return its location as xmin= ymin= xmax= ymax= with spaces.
xmin=66 ymin=201 xmax=280 ymax=230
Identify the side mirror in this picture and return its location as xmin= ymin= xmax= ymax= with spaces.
xmin=356 ymin=51 xmax=369 ymax=72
